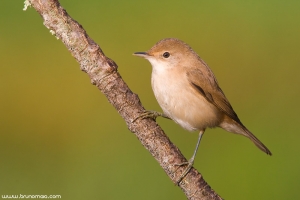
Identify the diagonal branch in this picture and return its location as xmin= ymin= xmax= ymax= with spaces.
xmin=25 ymin=0 xmax=222 ymax=199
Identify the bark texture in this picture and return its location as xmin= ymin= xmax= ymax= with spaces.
xmin=26 ymin=0 xmax=223 ymax=199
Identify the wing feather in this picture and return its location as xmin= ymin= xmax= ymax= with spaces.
xmin=186 ymin=66 xmax=242 ymax=124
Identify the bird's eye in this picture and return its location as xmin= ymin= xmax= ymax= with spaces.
xmin=163 ymin=52 xmax=170 ymax=58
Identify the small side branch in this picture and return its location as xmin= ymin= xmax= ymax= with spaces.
xmin=27 ymin=0 xmax=222 ymax=199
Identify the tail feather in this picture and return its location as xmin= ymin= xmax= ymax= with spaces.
xmin=243 ymin=128 xmax=272 ymax=155
xmin=219 ymin=116 xmax=272 ymax=155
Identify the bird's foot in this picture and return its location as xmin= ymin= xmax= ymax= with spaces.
xmin=132 ymin=110 xmax=169 ymax=122
xmin=174 ymin=159 xmax=194 ymax=185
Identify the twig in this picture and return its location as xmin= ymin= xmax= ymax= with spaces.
xmin=25 ymin=0 xmax=223 ymax=199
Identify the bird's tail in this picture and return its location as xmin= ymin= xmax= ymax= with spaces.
xmin=219 ymin=117 xmax=272 ymax=155
xmin=242 ymin=128 xmax=272 ymax=155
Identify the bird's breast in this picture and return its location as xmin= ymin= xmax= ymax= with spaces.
xmin=151 ymin=68 xmax=222 ymax=131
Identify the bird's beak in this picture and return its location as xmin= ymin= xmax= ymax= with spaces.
xmin=133 ymin=52 xmax=149 ymax=58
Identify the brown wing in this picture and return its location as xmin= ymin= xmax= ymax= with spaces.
xmin=186 ymin=62 xmax=272 ymax=156
xmin=186 ymin=66 xmax=242 ymax=125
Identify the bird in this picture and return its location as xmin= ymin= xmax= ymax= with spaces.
xmin=133 ymin=38 xmax=271 ymax=183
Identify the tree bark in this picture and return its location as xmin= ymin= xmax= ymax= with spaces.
xmin=25 ymin=0 xmax=223 ymax=199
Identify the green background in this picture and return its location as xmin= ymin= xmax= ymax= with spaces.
xmin=1 ymin=0 xmax=299 ymax=199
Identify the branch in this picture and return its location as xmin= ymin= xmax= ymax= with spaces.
xmin=25 ymin=0 xmax=222 ymax=199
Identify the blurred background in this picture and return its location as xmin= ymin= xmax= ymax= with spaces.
xmin=1 ymin=0 xmax=299 ymax=199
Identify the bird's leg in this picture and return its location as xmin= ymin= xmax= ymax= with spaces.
xmin=175 ymin=130 xmax=204 ymax=185
xmin=132 ymin=110 xmax=170 ymax=122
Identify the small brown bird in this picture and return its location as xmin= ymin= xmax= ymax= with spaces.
xmin=133 ymin=38 xmax=271 ymax=182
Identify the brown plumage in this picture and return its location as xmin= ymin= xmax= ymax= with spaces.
xmin=134 ymin=38 xmax=271 ymax=183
